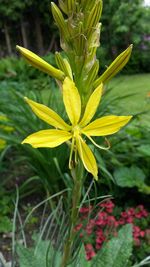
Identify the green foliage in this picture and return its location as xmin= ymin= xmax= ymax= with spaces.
xmin=114 ymin=166 xmax=146 ymax=188
xmin=91 ymin=224 xmax=133 ymax=267
xmin=137 ymin=145 xmax=150 ymax=157
xmin=0 ymin=189 xmax=12 ymax=233
xmin=95 ymin=122 xmax=150 ymax=196
xmin=17 ymin=238 xmax=62 ymax=267
xmin=0 ymin=85 xmax=69 ymax=195
xmin=98 ymin=0 xmax=150 ymax=74
xmin=0 ymin=0 xmax=25 ymax=21
xmin=17 ymin=225 xmax=133 ymax=267
xmin=0 ymin=53 xmax=56 ymax=82
xmin=0 ymin=55 xmax=71 ymax=196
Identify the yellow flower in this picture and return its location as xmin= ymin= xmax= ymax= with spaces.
xmin=22 ymin=77 xmax=132 ymax=179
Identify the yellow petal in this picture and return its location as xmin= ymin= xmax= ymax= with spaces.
xmin=25 ymin=97 xmax=71 ymax=130
xmin=80 ymin=83 xmax=103 ymax=127
xmin=22 ymin=129 xmax=72 ymax=148
xmin=16 ymin=46 xmax=65 ymax=81
xmin=76 ymin=136 xmax=98 ymax=179
xmin=82 ymin=115 xmax=132 ymax=136
xmin=63 ymin=77 xmax=81 ymax=125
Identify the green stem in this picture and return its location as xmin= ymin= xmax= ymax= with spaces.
xmin=60 ymin=162 xmax=84 ymax=267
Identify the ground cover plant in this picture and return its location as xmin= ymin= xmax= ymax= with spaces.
xmin=0 ymin=0 xmax=150 ymax=267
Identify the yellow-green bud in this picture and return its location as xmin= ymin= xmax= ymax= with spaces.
xmin=94 ymin=44 xmax=133 ymax=87
xmin=51 ymin=2 xmax=68 ymax=39
xmin=16 ymin=46 xmax=65 ymax=81
xmin=59 ymin=0 xmax=68 ymax=14
xmin=86 ymin=0 xmax=103 ymax=36
xmin=55 ymin=52 xmax=73 ymax=79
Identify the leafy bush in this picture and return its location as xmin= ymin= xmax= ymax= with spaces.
xmin=75 ymin=200 xmax=150 ymax=262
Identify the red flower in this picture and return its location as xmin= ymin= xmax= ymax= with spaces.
xmin=134 ymin=237 xmax=141 ymax=246
xmin=121 ymin=211 xmax=128 ymax=218
xmin=80 ymin=206 xmax=92 ymax=214
xmin=74 ymin=223 xmax=83 ymax=232
xmin=99 ymin=200 xmax=115 ymax=213
xmin=85 ymin=243 xmax=96 ymax=261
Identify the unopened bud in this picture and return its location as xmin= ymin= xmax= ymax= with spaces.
xmin=86 ymin=0 xmax=103 ymax=37
xmin=55 ymin=52 xmax=73 ymax=79
xmin=16 ymin=46 xmax=65 ymax=81
xmin=51 ymin=2 xmax=68 ymax=39
xmin=94 ymin=44 xmax=133 ymax=87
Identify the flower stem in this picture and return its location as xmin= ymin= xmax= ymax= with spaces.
xmin=60 ymin=162 xmax=84 ymax=267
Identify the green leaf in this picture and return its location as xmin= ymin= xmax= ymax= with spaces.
xmin=137 ymin=145 xmax=150 ymax=157
xmin=91 ymin=224 xmax=133 ymax=267
xmin=0 ymin=216 xmax=12 ymax=233
xmin=113 ymin=165 xmax=146 ymax=188
xmin=68 ymin=245 xmax=92 ymax=267
xmin=17 ymin=239 xmax=62 ymax=267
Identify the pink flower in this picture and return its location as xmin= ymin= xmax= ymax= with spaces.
xmin=96 ymin=234 xmax=105 ymax=245
xmin=96 ymin=243 xmax=102 ymax=250
xmin=126 ymin=217 xmax=134 ymax=223
xmin=121 ymin=211 xmax=128 ymax=218
xmin=134 ymin=237 xmax=141 ymax=246
xmin=85 ymin=244 xmax=96 ymax=261
xmin=74 ymin=223 xmax=83 ymax=232
xmin=127 ymin=208 xmax=135 ymax=216
xmin=80 ymin=206 xmax=92 ymax=214
xmin=140 ymin=231 xmax=145 ymax=237
xmin=133 ymin=226 xmax=141 ymax=238
xmin=95 ymin=211 xmax=108 ymax=226
xmin=106 ymin=215 xmax=117 ymax=226
xmin=99 ymin=200 xmax=115 ymax=213
xmin=136 ymin=205 xmax=149 ymax=218
xmin=118 ymin=218 xmax=125 ymax=225
xmin=85 ymin=219 xmax=95 ymax=235
xmin=135 ymin=212 xmax=143 ymax=219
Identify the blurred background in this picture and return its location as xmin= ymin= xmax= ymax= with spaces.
xmin=0 ymin=0 xmax=150 ymax=73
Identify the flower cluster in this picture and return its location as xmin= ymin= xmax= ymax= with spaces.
xmin=75 ymin=200 xmax=150 ymax=261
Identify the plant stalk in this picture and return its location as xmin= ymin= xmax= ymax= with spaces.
xmin=60 ymin=162 xmax=84 ymax=267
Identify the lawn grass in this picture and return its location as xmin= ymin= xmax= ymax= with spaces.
xmin=106 ymin=73 xmax=150 ymax=126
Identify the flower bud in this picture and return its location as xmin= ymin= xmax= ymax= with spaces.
xmin=59 ymin=0 xmax=68 ymax=14
xmin=66 ymin=0 xmax=76 ymax=14
xmin=94 ymin=44 xmax=133 ymax=87
xmin=51 ymin=2 xmax=68 ymax=40
xmin=85 ymin=60 xmax=99 ymax=91
xmin=16 ymin=46 xmax=65 ymax=81
xmin=55 ymin=52 xmax=73 ymax=79
xmin=86 ymin=0 xmax=103 ymax=37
